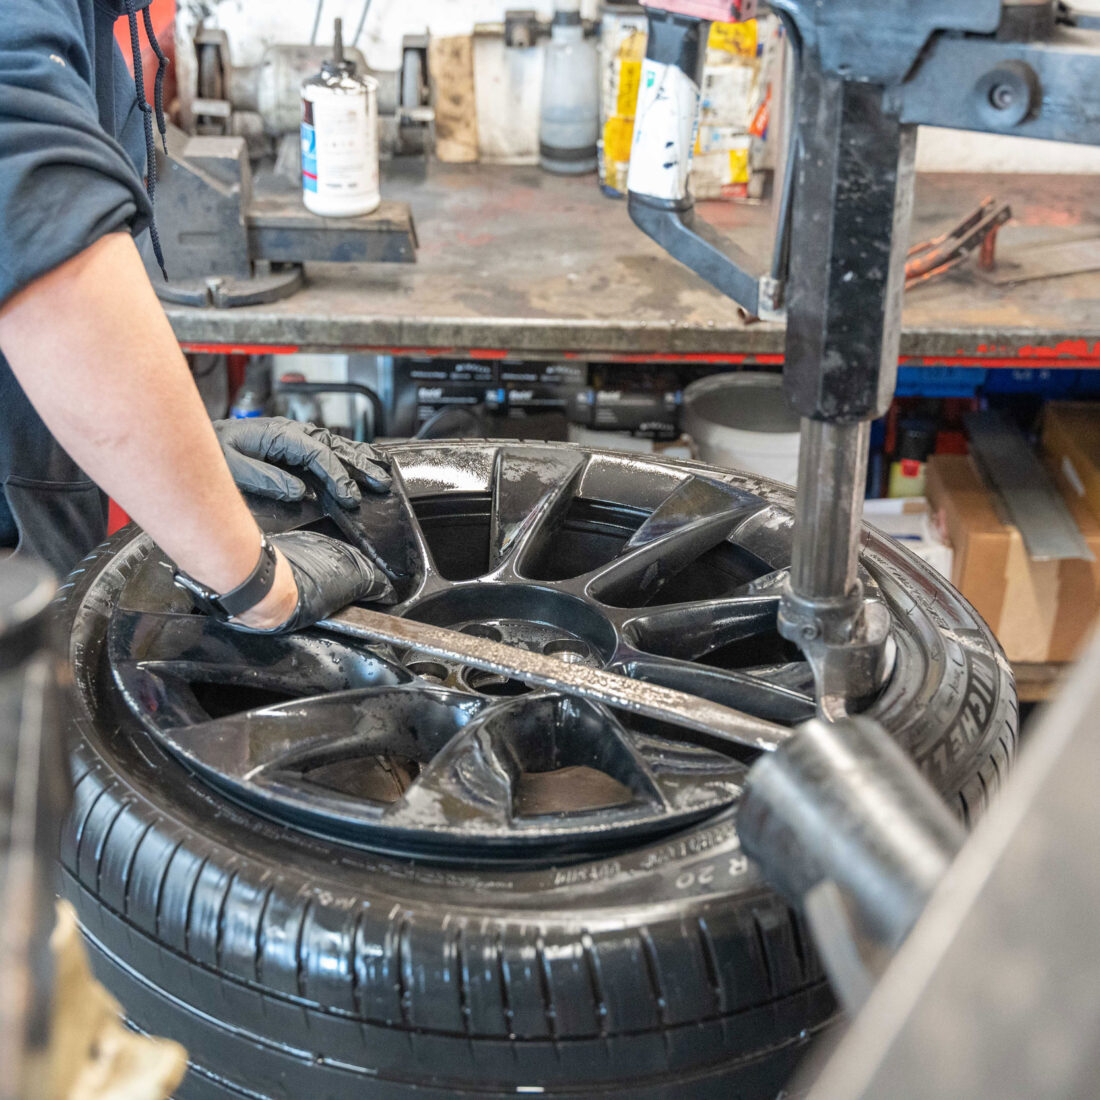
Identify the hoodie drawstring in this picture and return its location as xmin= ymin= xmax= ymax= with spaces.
xmin=141 ymin=6 xmax=169 ymax=154
xmin=124 ymin=0 xmax=167 ymax=279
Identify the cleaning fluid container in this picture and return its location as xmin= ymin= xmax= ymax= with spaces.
xmin=540 ymin=1 xmax=600 ymax=174
xmin=597 ymin=2 xmax=647 ymax=197
xmin=301 ymin=17 xmax=380 ymax=217
xmin=682 ymin=373 xmax=802 ymax=485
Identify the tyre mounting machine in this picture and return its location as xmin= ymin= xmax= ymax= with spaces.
xmin=619 ymin=0 xmax=1100 ymax=1005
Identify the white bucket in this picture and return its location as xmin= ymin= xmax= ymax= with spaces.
xmin=682 ymin=373 xmax=801 ymax=486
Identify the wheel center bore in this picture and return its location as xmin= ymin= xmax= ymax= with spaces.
xmin=400 ymin=583 xmax=615 ymax=697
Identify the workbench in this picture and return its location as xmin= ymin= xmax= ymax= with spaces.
xmin=168 ymin=163 xmax=1100 ymax=368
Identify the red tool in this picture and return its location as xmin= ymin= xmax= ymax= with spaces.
xmin=906 ymin=197 xmax=1012 ymax=290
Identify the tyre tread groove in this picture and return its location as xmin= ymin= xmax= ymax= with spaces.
xmin=121 ymin=818 xmax=157 ymax=917
xmin=394 ymin=914 xmax=412 ymax=1028
xmin=959 ymin=789 xmax=972 ymax=829
xmin=751 ymin=910 xmax=775 ymax=998
xmin=493 ymin=928 xmax=516 ymax=1040
xmin=184 ymin=855 xmax=211 ymax=959
xmin=453 ymin=925 xmax=473 ymax=1038
xmin=254 ymin=881 xmax=275 ymax=986
xmin=72 ymin=783 xmax=111 ymax=876
xmin=533 ymin=934 xmax=559 ymax=1043
xmin=295 ymin=899 xmax=312 ymax=999
xmin=580 ymin=931 xmax=610 ymax=1037
xmin=696 ymin=917 xmax=726 ymax=1015
xmin=349 ymin=907 xmax=365 ymax=1019
xmin=637 ymin=926 xmax=668 ymax=1026
xmin=153 ymin=838 xmax=185 ymax=941
xmin=215 ymin=868 xmax=239 ymax=972
xmin=786 ymin=909 xmax=807 ymax=981
xmin=95 ymin=798 xmax=131 ymax=898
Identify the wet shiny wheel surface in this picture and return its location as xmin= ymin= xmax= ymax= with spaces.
xmin=106 ymin=441 xmax=886 ymax=864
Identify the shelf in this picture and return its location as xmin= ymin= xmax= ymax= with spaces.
xmin=167 ymin=163 xmax=1100 ymax=365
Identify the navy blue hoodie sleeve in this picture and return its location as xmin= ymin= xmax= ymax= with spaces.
xmin=0 ymin=0 xmax=152 ymax=306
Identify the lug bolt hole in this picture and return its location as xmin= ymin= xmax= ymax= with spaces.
xmin=543 ymin=638 xmax=594 ymax=664
xmin=406 ymin=660 xmax=450 ymax=684
xmin=461 ymin=623 xmax=503 ymax=642
xmin=466 ymin=669 xmax=531 ymax=697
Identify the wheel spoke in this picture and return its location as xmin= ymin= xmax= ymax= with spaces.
xmin=622 ymin=594 xmax=779 ymax=661
xmin=722 ymin=503 xmax=794 ymax=570
xmin=740 ymin=661 xmax=816 ymax=695
xmin=384 ymin=702 xmax=520 ymax=827
xmin=541 ymin=698 xmax=666 ymax=811
xmin=624 ymin=727 xmax=747 ymax=811
xmin=623 ymin=475 xmax=763 ymax=551
xmin=616 ymin=653 xmax=816 ymax=726
xmin=313 ymin=458 xmax=441 ymax=599
xmin=109 ymin=609 xmax=407 ymax=699
xmin=489 ymin=446 xmax=587 ymax=574
xmin=581 ymin=477 xmax=766 ymax=605
xmin=146 ymin=686 xmax=483 ymax=784
xmin=731 ymin=567 xmax=790 ymax=596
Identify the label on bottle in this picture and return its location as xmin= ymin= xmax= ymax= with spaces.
xmin=627 ymin=59 xmax=700 ymax=202
xmin=300 ymin=108 xmax=318 ymax=193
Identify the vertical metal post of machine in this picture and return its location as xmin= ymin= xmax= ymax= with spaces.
xmin=628 ymin=0 xmax=1100 ymax=708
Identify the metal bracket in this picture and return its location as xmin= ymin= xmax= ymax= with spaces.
xmin=627 ymin=196 xmax=770 ymax=317
xmin=778 ymin=590 xmax=895 ymax=719
xmin=627 ymin=7 xmax=786 ymax=320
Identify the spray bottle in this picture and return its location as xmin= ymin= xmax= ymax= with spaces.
xmin=539 ymin=0 xmax=600 ymax=174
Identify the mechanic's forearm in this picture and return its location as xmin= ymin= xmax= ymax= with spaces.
xmin=0 ymin=233 xmax=296 ymax=626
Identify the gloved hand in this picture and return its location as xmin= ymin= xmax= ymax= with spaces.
xmin=215 ymin=417 xmax=391 ymax=508
xmin=232 ymin=531 xmax=397 ymax=635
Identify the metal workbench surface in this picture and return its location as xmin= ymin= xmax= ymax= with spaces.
xmin=167 ymin=163 xmax=1100 ymax=365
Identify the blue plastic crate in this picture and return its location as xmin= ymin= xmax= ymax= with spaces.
xmin=895 ymin=366 xmax=986 ymax=397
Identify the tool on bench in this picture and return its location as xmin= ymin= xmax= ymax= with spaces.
xmin=905 ymin=197 xmax=1013 ymax=290
xmin=145 ymin=123 xmax=416 ymax=308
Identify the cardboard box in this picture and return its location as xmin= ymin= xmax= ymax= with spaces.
xmin=925 ymin=455 xmax=1100 ymax=663
xmin=1042 ymin=402 xmax=1100 ymax=526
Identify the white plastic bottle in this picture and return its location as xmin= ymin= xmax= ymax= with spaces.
xmin=301 ymin=18 xmax=381 ymax=217
xmin=539 ymin=1 xmax=600 ymax=175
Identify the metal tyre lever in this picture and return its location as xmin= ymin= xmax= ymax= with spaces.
xmin=323 ymin=605 xmax=790 ymax=754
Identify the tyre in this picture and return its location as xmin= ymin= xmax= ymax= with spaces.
xmin=55 ymin=441 xmax=1017 ymax=1098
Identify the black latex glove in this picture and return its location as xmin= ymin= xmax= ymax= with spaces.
xmin=215 ymin=417 xmax=391 ymax=508
xmin=232 ymin=531 xmax=397 ymax=634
